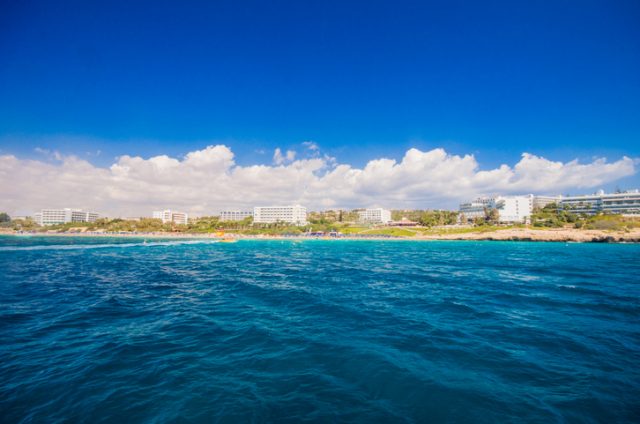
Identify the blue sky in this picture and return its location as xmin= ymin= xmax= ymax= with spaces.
xmin=1 ymin=1 xmax=639 ymax=214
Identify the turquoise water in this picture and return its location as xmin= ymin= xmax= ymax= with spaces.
xmin=0 ymin=236 xmax=639 ymax=422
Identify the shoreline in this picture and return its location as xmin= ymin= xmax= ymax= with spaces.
xmin=2 ymin=227 xmax=640 ymax=243
xmin=412 ymin=227 xmax=640 ymax=243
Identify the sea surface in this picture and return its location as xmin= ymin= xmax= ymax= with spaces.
xmin=0 ymin=236 xmax=639 ymax=423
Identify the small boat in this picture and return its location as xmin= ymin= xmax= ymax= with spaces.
xmin=219 ymin=238 xmax=237 ymax=243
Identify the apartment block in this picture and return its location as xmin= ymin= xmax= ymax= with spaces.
xmin=253 ymin=205 xmax=307 ymax=225
xmin=35 ymin=208 xmax=100 ymax=226
xmin=153 ymin=210 xmax=189 ymax=225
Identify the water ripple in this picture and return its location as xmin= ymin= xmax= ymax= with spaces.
xmin=0 ymin=237 xmax=639 ymax=422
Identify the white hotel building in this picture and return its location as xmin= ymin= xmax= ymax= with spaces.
xmin=458 ymin=198 xmax=493 ymax=221
xmin=459 ymin=191 xmax=640 ymax=223
xmin=532 ymin=195 xmax=563 ymax=210
xmin=253 ymin=205 xmax=307 ymax=225
xmin=460 ymin=195 xmax=536 ymax=223
xmin=34 ymin=208 xmax=100 ymax=226
xmin=153 ymin=210 xmax=189 ymax=225
xmin=219 ymin=210 xmax=254 ymax=221
xmin=559 ymin=190 xmax=640 ymax=215
xmin=358 ymin=208 xmax=392 ymax=224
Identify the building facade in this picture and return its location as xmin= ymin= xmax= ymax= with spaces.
xmin=358 ymin=208 xmax=392 ymax=224
xmin=153 ymin=210 xmax=189 ymax=225
xmin=219 ymin=210 xmax=254 ymax=221
xmin=459 ymin=198 xmax=493 ymax=221
xmin=532 ymin=195 xmax=562 ymax=210
xmin=253 ymin=205 xmax=307 ymax=225
xmin=35 ymin=208 xmax=100 ymax=226
xmin=559 ymin=190 xmax=640 ymax=215
xmin=459 ymin=195 xmax=534 ymax=223
xmin=494 ymin=195 xmax=534 ymax=222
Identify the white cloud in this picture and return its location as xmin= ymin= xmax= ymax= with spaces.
xmin=34 ymin=147 xmax=50 ymax=155
xmin=33 ymin=147 xmax=63 ymax=161
xmin=273 ymin=148 xmax=297 ymax=165
xmin=0 ymin=145 xmax=636 ymax=217
xmin=302 ymin=141 xmax=319 ymax=151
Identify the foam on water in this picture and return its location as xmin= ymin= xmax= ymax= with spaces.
xmin=0 ymin=237 xmax=638 ymax=422
xmin=0 ymin=238 xmax=219 ymax=251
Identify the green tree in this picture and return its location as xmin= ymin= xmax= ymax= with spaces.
xmin=0 ymin=212 xmax=12 ymax=228
xmin=413 ymin=210 xmax=459 ymax=227
xmin=484 ymin=207 xmax=500 ymax=224
xmin=530 ymin=203 xmax=581 ymax=228
xmin=13 ymin=217 xmax=38 ymax=230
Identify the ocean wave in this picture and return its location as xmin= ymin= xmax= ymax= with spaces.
xmin=1 ymin=238 xmax=639 ymax=422
xmin=0 ymin=239 xmax=220 ymax=252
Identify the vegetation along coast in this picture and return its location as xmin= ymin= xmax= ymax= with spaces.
xmin=2 ymin=206 xmax=639 ymax=243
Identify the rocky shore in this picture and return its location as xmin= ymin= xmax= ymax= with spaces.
xmin=3 ymin=227 xmax=640 ymax=242
xmin=415 ymin=227 xmax=640 ymax=243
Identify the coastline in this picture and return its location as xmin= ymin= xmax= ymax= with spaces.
xmin=413 ymin=227 xmax=640 ymax=243
xmin=3 ymin=227 xmax=640 ymax=243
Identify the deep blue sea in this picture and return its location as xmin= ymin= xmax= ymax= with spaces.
xmin=1 ymin=236 xmax=639 ymax=423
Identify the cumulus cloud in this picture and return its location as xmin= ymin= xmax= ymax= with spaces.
xmin=273 ymin=148 xmax=297 ymax=165
xmin=0 ymin=145 xmax=636 ymax=217
xmin=33 ymin=147 xmax=63 ymax=161
xmin=302 ymin=141 xmax=319 ymax=151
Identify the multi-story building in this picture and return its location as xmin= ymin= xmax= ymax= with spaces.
xmin=560 ymin=190 xmax=640 ymax=215
xmin=219 ymin=210 xmax=254 ymax=221
xmin=459 ymin=198 xmax=493 ymax=221
xmin=35 ymin=208 xmax=100 ymax=226
xmin=493 ymin=195 xmax=534 ymax=222
xmin=253 ymin=205 xmax=307 ymax=225
xmin=153 ymin=210 xmax=189 ymax=225
xmin=532 ymin=195 xmax=562 ymax=210
xmin=461 ymin=190 xmax=640 ymax=221
xmin=358 ymin=208 xmax=392 ymax=224
xmin=459 ymin=195 xmax=534 ymax=223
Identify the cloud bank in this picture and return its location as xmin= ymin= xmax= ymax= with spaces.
xmin=0 ymin=145 xmax=636 ymax=217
